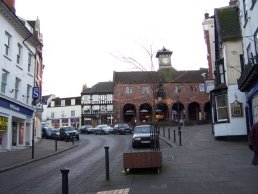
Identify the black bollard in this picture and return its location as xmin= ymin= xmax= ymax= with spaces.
xmin=179 ymin=128 xmax=182 ymax=146
xmin=168 ymin=128 xmax=170 ymax=140
xmin=104 ymin=146 xmax=110 ymax=180
xmin=60 ymin=167 xmax=69 ymax=194
xmin=163 ymin=127 xmax=165 ymax=137
xmin=55 ymin=139 xmax=57 ymax=152
xmin=174 ymin=129 xmax=176 ymax=142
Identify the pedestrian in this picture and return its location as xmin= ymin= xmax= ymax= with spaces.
xmin=248 ymin=121 xmax=258 ymax=165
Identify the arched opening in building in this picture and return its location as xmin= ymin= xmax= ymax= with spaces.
xmin=172 ymin=102 xmax=185 ymax=121
xmin=155 ymin=103 xmax=169 ymax=121
xmin=204 ymin=102 xmax=212 ymax=121
xmin=139 ymin=103 xmax=152 ymax=123
xmin=123 ymin=103 xmax=136 ymax=123
xmin=188 ymin=102 xmax=200 ymax=120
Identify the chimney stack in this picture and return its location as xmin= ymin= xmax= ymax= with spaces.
xmin=4 ymin=0 xmax=16 ymax=14
xmin=204 ymin=13 xmax=209 ymax=19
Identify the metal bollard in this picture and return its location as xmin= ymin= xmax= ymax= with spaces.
xmin=55 ymin=139 xmax=57 ymax=152
xmin=60 ymin=167 xmax=70 ymax=194
xmin=104 ymin=146 xmax=110 ymax=180
xmin=174 ymin=129 xmax=176 ymax=142
xmin=168 ymin=127 xmax=170 ymax=140
xmin=163 ymin=127 xmax=165 ymax=137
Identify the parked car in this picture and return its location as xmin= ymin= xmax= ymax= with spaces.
xmin=93 ymin=124 xmax=110 ymax=135
xmin=113 ymin=123 xmax=132 ymax=135
xmin=102 ymin=125 xmax=114 ymax=134
xmin=42 ymin=127 xmax=55 ymax=139
xmin=79 ymin=125 xmax=94 ymax=134
xmin=59 ymin=126 xmax=79 ymax=140
xmin=132 ymin=125 xmax=157 ymax=148
xmin=51 ymin=128 xmax=60 ymax=140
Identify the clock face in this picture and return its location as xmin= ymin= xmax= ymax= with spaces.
xmin=162 ymin=58 xmax=169 ymax=64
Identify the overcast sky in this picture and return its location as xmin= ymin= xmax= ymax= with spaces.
xmin=15 ymin=0 xmax=229 ymax=98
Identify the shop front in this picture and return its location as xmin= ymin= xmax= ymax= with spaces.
xmin=0 ymin=97 xmax=34 ymax=151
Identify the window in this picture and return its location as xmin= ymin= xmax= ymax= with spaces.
xmin=175 ymin=85 xmax=181 ymax=93
xmin=190 ymin=85 xmax=197 ymax=93
xmin=218 ymin=62 xmax=225 ymax=84
xmin=51 ymin=112 xmax=55 ymax=118
xmin=251 ymin=0 xmax=257 ymax=9
xmin=61 ymin=100 xmax=65 ymax=106
xmin=71 ymin=99 xmax=75 ymax=105
xmin=71 ymin=110 xmax=75 ymax=117
xmin=17 ymin=43 xmax=22 ymax=64
xmin=26 ymin=85 xmax=31 ymax=104
xmin=28 ymin=53 xmax=33 ymax=73
xmin=50 ymin=101 xmax=55 ymax=107
xmin=125 ymin=87 xmax=133 ymax=94
xmin=247 ymin=44 xmax=252 ymax=62
xmin=4 ymin=32 xmax=12 ymax=57
xmin=215 ymin=94 xmax=228 ymax=121
xmin=141 ymin=86 xmax=150 ymax=94
xmin=107 ymin=94 xmax=112 ymax=102
xmin=243 ymin=0 xmax=248 ymax=24
xmin=14 ymin=77 xmax=21 ymax=99
xmin=252 ymin=94 xmax=258 ymax=124
xmin=1 ymin=70 xmax=9 ymax=93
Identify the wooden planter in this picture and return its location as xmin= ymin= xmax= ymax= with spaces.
xmin=123 ymin=151 xmax=162 ymax=173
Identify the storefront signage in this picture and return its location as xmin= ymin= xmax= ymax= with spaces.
xmin=70 ymin=118 xmax=79 ymax=122
xmin=51 ymin=119 xmax=60 ymax=123
xmin=10 ymin=104 xmax=20 ymax=111
xmin=0 ymin=97 xmax=33 ymax=116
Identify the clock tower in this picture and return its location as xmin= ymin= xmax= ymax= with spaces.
xmin=156 ymin=46 xmax=173 ymax=70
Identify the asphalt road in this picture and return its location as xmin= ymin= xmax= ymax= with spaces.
xmin=0 ymin=134 xmax=135 ymax=194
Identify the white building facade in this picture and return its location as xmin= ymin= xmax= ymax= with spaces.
xmin=0 ymin=0 xmax=42 ymax=150
xmin=42 ymin=96 xmax=81 ymax=129
xmin=210 ymin=3 xmax=247 ymax=138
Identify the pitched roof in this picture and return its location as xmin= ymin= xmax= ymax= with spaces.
xmin=215 ymin=5 xmax=241 ymax=41
xmin=113 ymin=68 xmax=208 ymax=84
xmin=81 ymin=82 xmax=113 ymax=94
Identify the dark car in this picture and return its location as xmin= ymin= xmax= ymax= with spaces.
xmin=79 ymin=125 xmax=94 ymax=134
xmin=51 ymin=128 xmax=60 ymax=140
xmin=42 ymin=127 xmax=55 ymax=139
xmin=113 ymin=123 xmax=132 ymax=135
xmin=59 ymin=126 xmax=79 ymax=140
xmin=132 ymin=125 xmax=157 ymax=148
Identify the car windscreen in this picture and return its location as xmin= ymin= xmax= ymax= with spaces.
xmin=134 ymin=126 xmax=151 ymax=134
xmin=120 ymin=124 xmax=129 ymax=127
xmin=64 ymin=127 xmax=75 ymax=131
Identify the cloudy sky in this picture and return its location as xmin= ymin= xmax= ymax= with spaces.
xmin=15 ymin=0 xmax=229 ymax=98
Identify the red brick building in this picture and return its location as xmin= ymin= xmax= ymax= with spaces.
xmin=113 ymin=47 xmax=211 ymax=125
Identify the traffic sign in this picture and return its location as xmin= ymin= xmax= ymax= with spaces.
xmin=32 ymin=87 xmax=39 ymax=100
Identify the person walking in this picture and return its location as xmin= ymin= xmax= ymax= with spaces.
xmin=248 ymin=121 xmax=258 ymax=165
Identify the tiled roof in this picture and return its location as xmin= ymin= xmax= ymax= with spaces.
xmin=114 ymin=68 xmax=208 ymax=84
xmin=215 ymin=5 xmax=241 ymax=41
xmin=113 ymin=71 xmax=159 ymax=84
xmin=81 ymin=82 xmax=113 ymax=94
